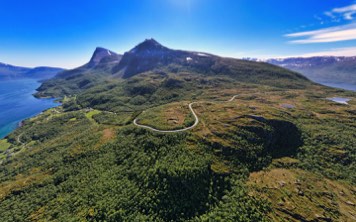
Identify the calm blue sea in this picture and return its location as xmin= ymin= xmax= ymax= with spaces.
xmin=0 ymin=77 xmax=59 ymax=139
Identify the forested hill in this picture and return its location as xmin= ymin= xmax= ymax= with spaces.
xmin=0 ymin=39 xmax=355 ymax=221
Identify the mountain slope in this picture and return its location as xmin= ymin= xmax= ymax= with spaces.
xmin=35 ymin=47 xmax=122 ymax=97
xmin=37 ymin=39 xmax=311 ymax=98
xmin=113 ymin=39 xmax=309 ymax=84
xmin=112 ymin=38 xmax=199 ymax=78
xmin=53 ymin=47 xmax=122 ymax=80
xmin=267 ymin=56 xmax=356 ymax=85
xmin=1 ymin=39 xmax=355 ymax=221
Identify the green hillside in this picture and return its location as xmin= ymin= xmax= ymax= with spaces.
xmin=1 ymin=40 xmax=355 ymax=221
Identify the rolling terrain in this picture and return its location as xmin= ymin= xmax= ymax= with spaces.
xmin=0 ymin=40 xmax=355 ymax=221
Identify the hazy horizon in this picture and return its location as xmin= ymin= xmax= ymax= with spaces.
xmin=0 ymin=0 xmax=355 ymax=68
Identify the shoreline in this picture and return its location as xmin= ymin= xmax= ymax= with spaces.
xmin=0 ymin=104 xmax=60 ymax=139
xmin=0 ymin=78 xmax=61 ymax=139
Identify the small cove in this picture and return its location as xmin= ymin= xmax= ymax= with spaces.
xmin=0 ymin=77 xmax=59 ymax=138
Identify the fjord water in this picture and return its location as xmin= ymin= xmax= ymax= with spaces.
xmin=320 ymin=82 xmax=356 ymax=92
xmin=0 ymin=77 xmax=59 ymax=138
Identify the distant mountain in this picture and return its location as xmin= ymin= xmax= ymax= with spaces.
xmin=0 ymin=63 xmax=30 ymax=76
xmin=19 ymin=67 xmax=65 ymax=80
xmin=0 ymin=63 xmax=63 ymax=80
xmin=267 ymin=56 xmax=356 ymax=86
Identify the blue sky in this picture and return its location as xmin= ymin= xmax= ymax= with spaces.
xmin=0 ymin=0 xmax=355 ymax=68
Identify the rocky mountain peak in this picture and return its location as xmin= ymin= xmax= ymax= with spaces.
xmin=129 ymin=38 xmax=168 ymax=54
xmin=88 ymin=47 xmax=119 ymax=68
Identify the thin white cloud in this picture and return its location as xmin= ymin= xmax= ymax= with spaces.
xmin=314 ymin=15 xmax=322 ymax=21
xmin=328 ymin=4 xmax=356 ymax=20
xmin=286 ymin=4 xmax=356 ymax=44
xmin=285 ymin=23 xmax=356 ymax=44
xmin=257 ymin=47 xmax=356 ymax=60
xmin=324 ymin=11 xmax=335 ymax=19
xmin=299 ymin=47 xmax=356 ymax=57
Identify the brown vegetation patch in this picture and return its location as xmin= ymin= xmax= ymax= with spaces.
xmin=248 ymin=168 xmax=356 ymax=222
xmin=164 ymin=105 xmax=187 ymax=125
xmin=102 ymin=128 xmax=116 ymax=142
xmin=0 ymin=169 xmax=50 ymax=200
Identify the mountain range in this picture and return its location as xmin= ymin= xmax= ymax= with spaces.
xmin=0 ymin=39 xmax=355 ymax=221
xmin=266 ymin=56 xmax=356 ymax=86
xmin=1 ymin=43 xmax=355 ymax=90
xmin=0 ymin=63 xmax=64 ymax=80
xmin=36 ymin=38 xmax=309 ymax=98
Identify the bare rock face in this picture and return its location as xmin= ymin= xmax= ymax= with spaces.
xmin=87 ymin=47 xmax=121 ymax=68
xmin=112 ymin=38 xmax=180 ymax=78
xmin=112 ymin=38 xmax=217 ymax=78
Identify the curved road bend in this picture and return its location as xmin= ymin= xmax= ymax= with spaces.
xmin=133 ymin=95 xmax=238 ymax=133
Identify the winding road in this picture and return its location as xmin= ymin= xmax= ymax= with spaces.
xmin=16 ymin=132 xmax=25 ymax=145
xmin=133 ymin=95 xmax=239 ymax=133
